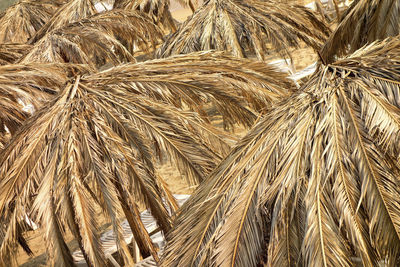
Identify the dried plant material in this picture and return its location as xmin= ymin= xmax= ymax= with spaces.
xmin=157 ymin=0 xmax=330 ymax=60
xmin=90 ymin=51 xmax=295 ymax=122
xmin=0 ymin=0 xmax=65 ymax=43
xmin=28 ymin=0 xmax=97 ymax=44
xmin=0 ymin=52 xmax=293 ymax=266
xmin=114 ymin=0 xmax=198 ymax=13
xmin=0 ymin=44 xmax=31 ymax=65
xmin=0 ymin=63 xmax=88 ymax=149
xmin=320 ymin=0 xmax=400 ymax=63
xmin=113 ymin=0 xmax=178 ymax=33
xmin=20 ymin=10 xmax=163 ymax=68
xmin=162 ymin=37 xmax=400 ymax=267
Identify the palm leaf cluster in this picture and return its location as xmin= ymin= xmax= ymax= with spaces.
xmin=320 ymin=0 xmax=400 ymax=63
xmin=0 ymin=44 xmax=31 ymax=65
xmin=162 ymin=37 xmax=400 ymax=267
xmin=27 ymin=0 xmax=97 ymax=43
xmin=0 ymin=51 xmax=292 ymax=266
xmin=157 ymin=0 xmax=331 ymax=60
xmin=20 ymin=10 xmax=164 ymax=68
xmin=0 ymin=63 xmax=87 ymax=149
xmin=113 ymin=0 xmax=179 ymax=33
xmin=4 ymin=0 xmax=400 ymax=266
xmin=0 ymin=0 xmax=66 ymax=43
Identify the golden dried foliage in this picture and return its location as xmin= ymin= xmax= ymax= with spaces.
xmin=113 ymin=0 xmax=178 ymax=33
xmin=0 ymin=52 xmax=293 ymax=266
xmin=0 ymin=63 xmax=88 ymax=149
xmin=0 ymin=44 xmax=31 ymax=65
xmin=162 ymin=37 xmax=400 ymax=267
xmin=157 ymin=0 xmax=330 ymax=60
xmin=320 ymin=0 xmax=400 ymax=63
xmin=20 ymin=10 xmax=164 ymax=68
xmin=28 ymin=0 xmax=97 ymax=44
xmin=0 ymin=0 xmax=65 ymax=43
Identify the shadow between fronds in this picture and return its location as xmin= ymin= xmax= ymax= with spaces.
xmin=161 ymin=37 xmax=400 ymax=267
xmin=320 ymin=0 xmax=400 ymax=64
xmin=0 ymin=0 xmax=66 ymax=44
xmin=156 ymin=0 xmax=330 ymax=60
xmin=19 ymin=10 xmax=164 ymax=69
xmin=0 ymin=63 xmax=89 ymax=150
xmin=0 ymin=52 xmax=293 ymax=266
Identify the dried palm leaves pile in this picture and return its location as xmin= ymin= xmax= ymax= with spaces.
xmin=1 ymin=0 xmax=400 ymax=266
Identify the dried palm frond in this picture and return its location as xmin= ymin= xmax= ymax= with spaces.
xmin=65 ymin=51 xmax=293 ymax=185
xmin=114 ymin=0 xmax=197 ymax=12
xmin=89 ymin=51 xmax=295 ymax=119
xmin=0 ymin=63 xmax=88 ymax=149
xmin=0 ymin=44 xmax=31 ymax=65
xmin=156 ymin=0 xmax=330 ymax=60
xmin=320 ymin=0 xmax=400 ymax=64
xmin=0 ymin=0 xmax=65 ymax=44
xmin=113 ymin=0 xmax=178 ymax=33
xmin=162 ymin=37 xmax=400 ymax=267
xmin=314 ymin=0 xmax=343 ymax=23
xmin=0 ymin=52 xmax=293 ymax=266
xmin=28 ymin=0 xmax=97 ymax=44
xmin=20 ymin=10 xmax=163 ymax=68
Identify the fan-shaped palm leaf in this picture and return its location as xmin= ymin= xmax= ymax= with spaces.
xmin=0 ymin=44 xmax=31 ymax=65
xmin=28 ymin=0 xmax=97 ymax=44
xmin=113 ymin=0 xmax=178 ymax=33
xmin=162 ymin=37 xmax=400 ymax=267
xmin=20 ymin=10 xmax=163 ymax=68
xmin=156 ymin=0 xmax=330 ymax=60
xmin=0 ymin=63 xmax=88 ymax=149
xmin=0 ymin=52 xmax=292 ymax=266
xmin=320 ymin=0 xmax=400 ymax=63
xmin=0 ymin=0 xmax=65 ymax=43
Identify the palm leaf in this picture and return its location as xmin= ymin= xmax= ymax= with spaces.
xmin=0 ymin=0 xmax=65 ymax=43
xmin=28 ymin=0 xmax=97 ymax=44
xmin=20 ymin=10 xmax=163 ymax=68
xmin=0 ymin=52 xmax=292 ymax=265
xmin=88 ymin=51 xmax=295 ymax=121
xmin=0 ymin=44 xmax=31 ymax=65
xmin=0 ymin=63 xmax=88 ymax=149
xmin=162 ymin=37 xmax=400 ymax=267
xmin=113 ymin=0 xmax=178 ymax=33
xmin=0 ymin=79 xmax=170 ymax=266
xmin=114 ymin=0 xmax=198 ymax=13
xmin=320 ymin=0 xmax=400 ymax=63
xmin=156 ymin=0 xmax=330 ymax=60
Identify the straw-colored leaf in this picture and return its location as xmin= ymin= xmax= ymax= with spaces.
xmin=20 ymin=10 xmax=163 ymax=68
xmin=113 ymin=0 xmax=178 ymax=33
xmin=0 ymin=63 xmax=88 ymax=149
xmin=0 ymin=44 xmax=32 ymax=65
xmin=0 ymin=52 xmax=292 ymax=265
xmin=28 ymin=0 xmax=97 ymax=44
xmin=162 ymin=37 xmax=400 ymax=267
xmin=320 ymin=0 xmax=400 ymax=63
xmin=157 ymin=0 xmax=330 ymax=60
xmin=0 ymin=0 xmax=65 ymax=43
